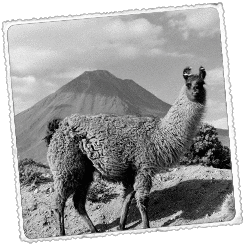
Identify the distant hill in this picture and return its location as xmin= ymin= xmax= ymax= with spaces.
xmin=14 ymin=70 xmax=171 ymax=164
xmin=217 ymin=128 xmax=230 ymax=147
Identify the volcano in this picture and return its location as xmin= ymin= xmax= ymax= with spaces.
xmin=14 ymin=70 xmax=171 ymax=164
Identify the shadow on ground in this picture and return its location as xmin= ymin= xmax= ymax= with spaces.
xmin=96 ymin=178 xmax=233 ymax=232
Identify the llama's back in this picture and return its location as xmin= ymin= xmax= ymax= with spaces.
xmin=60 ymin=114 xmax=158 ymax=179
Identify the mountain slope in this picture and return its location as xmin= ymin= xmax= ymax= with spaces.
xmin=14 ymin=70 xmax=171 ymax=164
xmin=217 ymin=128 xmax=230 ymax=147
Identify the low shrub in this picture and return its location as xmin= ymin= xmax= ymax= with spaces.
xmin=18 ymin=158 xmax=52 ymax=186
xmin=87 ymin=179 xmax=114 ymax=203
xmin=180 ymin=123 xmax=231 ymax=169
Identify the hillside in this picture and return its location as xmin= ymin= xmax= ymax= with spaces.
xmin=217 ymin=128 xmax=230 ymax=147
xmin=14 ymin=70 xmax=171 ymax=164
xmin=20 ymin=165 xmax=235 ymax=239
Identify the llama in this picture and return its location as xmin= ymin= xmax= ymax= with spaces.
xmin=47 ymin=66 xmax=206 ymax=235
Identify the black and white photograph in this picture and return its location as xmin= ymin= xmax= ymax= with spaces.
xmin=1 ymin=1 xmax=243 ymax=243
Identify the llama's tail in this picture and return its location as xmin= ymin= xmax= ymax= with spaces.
xmin=43 ymin=118 xmax=62 ymax=147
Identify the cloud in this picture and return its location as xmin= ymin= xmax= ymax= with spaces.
xmin=146 ymin=47 xmax=194 ymax=59
xmin=7 ymin=17 xmax=165 ymax=113
xmin=207 ymin=98 xmax=227 ymax=114
xmin=166 ymin=7 xmax=220 ymax=39
xmin=102 ymin=18 xmax=163 ymax=43
xmin=11 ymin=75 xmax=37 ymax=94
xmin=8 ymin=15 xmax=198 ymax=114
xmin=206 ymin=117 xmax=228 ymax=129
xmin=207 ymin=67 xmax=224 ymax=85
xmin=51 ymin=68 xmax=93 ymax=80
xmin=9 ymin=47 xmax=58 ymax=76
xmin=8 ymin=17 xmax=166 ymax=78
xmin=11 ymin=75 xmax=60 ymax=114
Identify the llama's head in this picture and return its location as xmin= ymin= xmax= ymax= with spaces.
xmin=183 ymin=66 xmax=206 ymax=103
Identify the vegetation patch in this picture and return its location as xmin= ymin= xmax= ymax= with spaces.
xmin=18 ymin=158 xmax=52 ymax=186
xmin=87 ymin=179 xmax=119 ymax=203
xmin=180 ymin=123 xmax=231 ymax=169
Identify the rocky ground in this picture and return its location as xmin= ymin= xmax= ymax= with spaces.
xmin=19 ymin=165 xmax=235 ymax=240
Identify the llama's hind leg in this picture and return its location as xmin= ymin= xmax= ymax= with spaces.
xmin=134 ymin=171 xmax=152 ymax=229
xmin=73 ymin=178 xmax=97 ymax=233
xmin=54 ymin=189 xmax=69 ymax=236
xmin=118 ymin=186 xmax=135 ymax=230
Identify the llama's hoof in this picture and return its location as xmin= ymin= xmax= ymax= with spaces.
xmin=91 ymin=228 xmax=98 ymax=233
xmin=117 ymin=226 xmax=125 ymax=231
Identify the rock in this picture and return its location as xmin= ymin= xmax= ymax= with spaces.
xmin=91 ymin=204 xmax=101 ymax=211
xmin=29 ymin=202 xmax=38 ymax=211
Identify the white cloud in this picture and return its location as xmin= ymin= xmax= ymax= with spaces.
xmin=8 ymin=16 xmax=197 ymax=115
xmin=9 ymin=47 xmax=58 ymax=75
xmin=103 ymin=18 xmax=162 ymax=42
xmin=51 ymin=68 xmax=93 ymax=80
xmin=11 ymin=75 xmax=61 ymax=114
xmin=207 ymin=67 xmax=224 ymax=85
xmin=167 ymin=7 xmax=220 ymax=39
xmin=206 ymin=117 xmax=228 ymax=129
xmin=117 ymin=45 xmax=139 ymax=59
xmin=8 ymin=17 xmax=166 ymax=77
xmin=147 ymin=48 xmax=164 ymax=56
xmin=11 ymin=75 xmax=37 ymax=94
xmin=207 ymin=98 xmax=227 ymax=114
xmin=7 ymin=15 xmax=200 ymax=114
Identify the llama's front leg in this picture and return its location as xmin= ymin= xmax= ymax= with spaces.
xmin=134 ymin=171 xmax=152 ymax=229
xmin=118 ymin=186 xmax=135 ymax=230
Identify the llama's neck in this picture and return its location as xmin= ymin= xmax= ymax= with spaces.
xmin=154 ymin=86 xmax=206 ymax=168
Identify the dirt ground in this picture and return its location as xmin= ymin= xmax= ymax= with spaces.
xmin=20 ymin=165 xmax=235 ymax=239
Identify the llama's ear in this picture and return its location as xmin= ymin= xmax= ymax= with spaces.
xmin=199 ymin=66 xmax=206 ymax=80
xmin=183 ymin=67 xmax=192 ymax=81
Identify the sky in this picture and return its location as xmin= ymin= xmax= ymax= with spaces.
xmin=7 ymin=6 xmax=228 ymax=129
